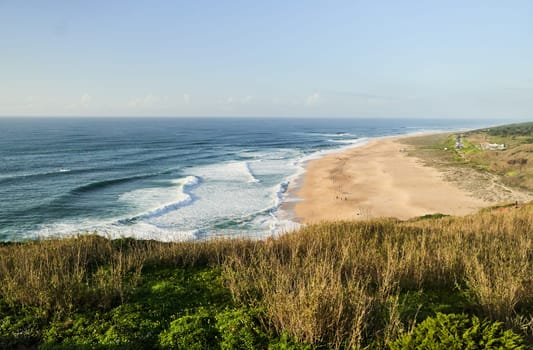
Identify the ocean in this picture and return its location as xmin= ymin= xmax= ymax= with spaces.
xmin=0 ymin=117 xmax=497 ymax=241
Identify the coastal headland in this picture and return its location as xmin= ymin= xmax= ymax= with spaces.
xmin=292 ymin=132 xmax=532 ymax=223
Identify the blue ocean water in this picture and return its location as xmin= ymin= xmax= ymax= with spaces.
xmin=0 ymin=117 xmax=498 ymax=241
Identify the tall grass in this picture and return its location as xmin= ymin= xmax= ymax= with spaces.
xmin=0 ymin=204 xmax=531 ymax=347
xmin=0 ymin=235 xmax=143 ymax=314
xmin=0 ymin=235 xmax=253 ymax=315
xmin=223 ymin=205 xmax=533 ymax=347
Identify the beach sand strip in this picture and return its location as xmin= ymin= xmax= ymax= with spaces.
xmin=291 ymin=134 xmax=500 ymax=223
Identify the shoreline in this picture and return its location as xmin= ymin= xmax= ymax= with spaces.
xmin=284 ymin=131 xmax=495 ymax=224
xmin=278 ymin=132 xmax=439 ymax=224
xmin=278 ymin=137 xmax=373 ymax=226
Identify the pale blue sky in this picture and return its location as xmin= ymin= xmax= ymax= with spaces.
xmin=1 ymin=0 xmax=532 ymax=118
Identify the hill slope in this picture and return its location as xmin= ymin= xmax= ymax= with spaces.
xmin=1 ymin=203 xmax=532 ymax=349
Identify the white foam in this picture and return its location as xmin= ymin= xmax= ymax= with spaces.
xmin=269 ymin=217 xmax=302 ymax=238
xmin=105 ymin=222 xmax=201 ymax=242
xmin=0 ymin=168 xmax=73 ymax=181
xmin=237 ymin=150 xmax=262 ymax=159
xmin=318 ymin=132 xmax=355 ymax=137
xmin=191 ymin=161 xmax=262 ymax=183
xmin=127 ymin=152 xmax=302 ymax=239
xmin=30 ymin=139 xmax=371 ymax=242
xmin=34 ymin=219 xmax=200 ymax=242
xmin=328 ymin=138 xmax=365 ymax=144
xmin=170 ymin=175 xmax=200 ymax=187
xmin=135 ymin=196 xmax=194 ymax=220
xmin=244 ymin=161 xmax=260 ymax=183
xmin=296 ymin=132 xmax=356 ymax=138
xmin=119 ymin=175 xmax=199 ymax=220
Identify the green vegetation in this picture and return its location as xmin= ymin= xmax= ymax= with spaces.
xmin=404 ymin=122 xmax=533 ymax=192
xmin=486 ymin=122 xmax=533 ymax=138
xmin=390 ymin=313 xmax=526 ymax=349
xmin=1 ymin=202 xmax=532 ymax=349
xmin=413 ymin=213 xmax=450 ymax=221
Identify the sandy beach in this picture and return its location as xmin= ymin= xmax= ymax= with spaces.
xmin=292 ymin=134 xmax=494 ymax=223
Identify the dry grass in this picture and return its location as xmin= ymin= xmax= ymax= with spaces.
xmin=223 ymin=205 xmax=533 ymax=347
xmin=0 ymin=204 xmax=532 ymax=347
xmin=403 ymin=131 xmax=533 ymax=195
xmin=0 ymin=235 xmax=143 ymax=314
xmin=0 ymin=235 xmax=253 ymax=315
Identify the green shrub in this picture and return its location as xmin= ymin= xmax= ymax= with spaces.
xmin=216 ymin=308 xmax=267 ymax=350
xmin=390 ymin=313 xmax=526 ymax=349
xmin=159 ymin=308 xmax=218 ymax=350
xmin=40 ymin=314 xmax=107 ymax=349
xmin=267 ymin=332 xmax=312 ymax=350
xmin=0 ymin=312 xmax=42 ymax=349
xmin=98 ymin=304 xmax=161 ymax=349
xmin=416 ymin=213 xmax=449 ymax=221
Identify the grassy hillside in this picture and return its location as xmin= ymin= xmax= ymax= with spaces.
xmin=403 ymin=122 xmax=533 ymax=192
xmin=486 ymin=122 xmax=533 ymax=138
xmin=1 ymin=203 xmax=532 ymax=349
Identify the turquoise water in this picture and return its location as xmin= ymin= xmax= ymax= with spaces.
xmin=0 ymin=117 xmax=496 ymax=241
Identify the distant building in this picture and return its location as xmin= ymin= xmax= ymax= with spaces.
xmin=480 ymin=143 xmax=506 ymax=151
xmin=455 ymin=135 xmax=464 ymax=150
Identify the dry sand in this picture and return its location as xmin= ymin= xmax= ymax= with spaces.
xmin=292 ymin=135 xmax=493 ymax=223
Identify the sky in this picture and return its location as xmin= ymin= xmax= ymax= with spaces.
xmin=1 ymin=0 xmax=532 ymax=119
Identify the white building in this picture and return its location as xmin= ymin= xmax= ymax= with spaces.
xmin=480 ymin=143 xmax=506 ymax=151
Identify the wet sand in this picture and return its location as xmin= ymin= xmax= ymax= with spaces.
xmin=292 ymin=135 xmax=492 ymax=223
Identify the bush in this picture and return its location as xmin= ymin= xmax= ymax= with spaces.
xmin=99 ymin=304 xmax=161 ymax=349
xmin=0 ymin=312 xmax=42 ymax=349
xmin=267 ymin=332 xmax=312 ymax=350
xmin=389 ymin=313 xmax=526 ymax=349
xmin=40 ymin=314 xmax=107 ymax=349
xmin=216 ymin=308 xmax=267 ymax=350
xmin=159 ymin=308 xmax=218 ymax=350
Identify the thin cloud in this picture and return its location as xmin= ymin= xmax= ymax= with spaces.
xmin=65 ymin=93 xmax=93 ymax=110
xmin=129 ymin=94 xmax=168 ymax=108
xmin=223 ymin=96 xmax=252 ymax=105
xmin=324 ymin=90 xmax=395 ymax=101
xmin=80 ymin=93 xmax=92 ymax=108
xmin=306 ymin=92 xmax=320 ymax=106
xmin=21 ymin=96 xmax=34 ymax=109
